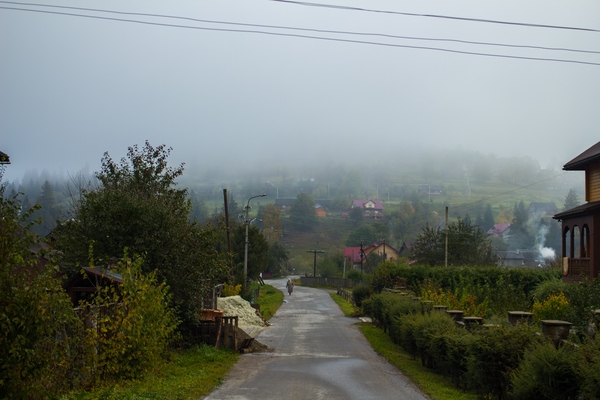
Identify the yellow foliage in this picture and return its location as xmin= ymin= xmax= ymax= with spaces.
xmin=222 ymin=283 xmax=242 ymax=297
xmin=532 ymin=291 xmax=571 ymax=322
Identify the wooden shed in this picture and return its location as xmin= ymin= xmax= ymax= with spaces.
xmin=63 ymin=267 xmax=123 ymax=307
xmin=553 ymin=140 xmax=600 ymax=282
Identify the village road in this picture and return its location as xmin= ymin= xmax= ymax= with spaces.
xmin=203 ymin=277 xmax=429 ymax=400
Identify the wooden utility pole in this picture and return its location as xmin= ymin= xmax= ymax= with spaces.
xmin=306 ymin=249 xmax=325 ymax=277
xmin=223 ymin=189 xmax=234 ymax=282
xmin=445 ymin=206 xmax=449 ymax=268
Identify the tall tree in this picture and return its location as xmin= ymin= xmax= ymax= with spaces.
xmin=413 ymin=218 xmax=496 ymax=266
xmin=55 ymin=141 xmax=228 ymax=325
xmin=288 ymin=192 xmax=317 ymax=231
xmin=483 ymin=204 xmax=495 ymax=232
xmin=260 ymin=203 xmax=282 ymax=244
xmin=563 ymin=188 xmax=581 ymax=211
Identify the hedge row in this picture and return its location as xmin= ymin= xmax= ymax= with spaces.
xmin=370 ymin=263 xmax=561 ymax=316
xmin=364 ymin=292 xmax=600 ymax=400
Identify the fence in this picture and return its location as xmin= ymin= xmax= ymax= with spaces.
xmin=300 ymin=276 xmax=355 ymax=288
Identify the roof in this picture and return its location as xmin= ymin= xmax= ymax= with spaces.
xmin=352 ymin=199 xmax=384 ymax=210
xmin=343 ymin=246 xmax=364 ymax=263
xmin=563 ymin=140 xmax=600 ymax=171
xmin=0 ymin=151 xmax=9 ymax=164
xmin=487 ymin=223 xmax=511 ymax=236
xmin=553 ymin=200 xmax=600 ymax=220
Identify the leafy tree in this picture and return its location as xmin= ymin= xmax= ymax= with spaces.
xmin=349 ymin=205 xmax=364 ymax=222
xmin=260 ymin=203 xmax=282 ymax=244
xmin=55 ymin=142 xmax=229 ymax=325
xmin=0 ymin=194 xmax=82 ymax=398
xmin=413 ymin=218 xmax=496 ymax=266
xmin=288 ymin=192 xmax=317 ymax=231
xmin=266 ymin=242 xmax=289 ymax=275
xmin=563 ymin=188 xmax=581 ymax=211
xmin=230 ymin=222 xmax=269 ymax=284
xmin=345 ymin=225 xmax=379 ymax=246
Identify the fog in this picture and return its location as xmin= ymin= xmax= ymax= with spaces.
xmin=2 ymin=0 xmax=599 ymax=183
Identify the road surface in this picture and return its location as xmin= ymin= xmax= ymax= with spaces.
xmin=203 ymin=277 xmax=429 ymax=400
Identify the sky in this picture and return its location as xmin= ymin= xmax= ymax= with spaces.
xmin=1 ymin=0 xmax=600 ymax=183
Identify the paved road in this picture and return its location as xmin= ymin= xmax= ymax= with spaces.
xmin=203 ymin=277 xmax=429 ymax=400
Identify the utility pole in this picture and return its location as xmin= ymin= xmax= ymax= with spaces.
xmin=306 ymin=249 xmax=325 ymax=277
xmin=445 ymin=206 xmax=449 ymax=268
xmin=360 ymin=240 xmax=365 ymax=276
xmin=244 ymin=193 xmax=267 ymax=293
xmin=223 ymin=189 xmax=234 ymax=283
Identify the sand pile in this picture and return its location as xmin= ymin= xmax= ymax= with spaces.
xmin=217 ymin=295 xmax=269 ymax=328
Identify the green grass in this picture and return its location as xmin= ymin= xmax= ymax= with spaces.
xmin=63 ymin=345 xmax=239 ymax=400
xmin=359 ymin=324 xmax=477 ymax=400
xmin=330 ymin=292 xmax=476 ymax=400
xmin=254 ymin=283 xmax=284 ymax=320
xmin=330 ymin=292 xmax=359 ymax=317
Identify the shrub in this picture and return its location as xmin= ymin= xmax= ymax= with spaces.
xmin=467 ymin=323 xmax=539 ymax=399
xmin=532 ymin=291 xmax=573 ymax=323
xmin=352 ymin=284 xmax=372 ymax=308
xmin=577 ymin=337 xmax=600 ymax=399
xmin=80 ymin=254 xmax=179 ymax=383
xmin=510 ymin=341 xmax=581 ymax=400
xmin=222 ymin=283 xmax=242 ymax=297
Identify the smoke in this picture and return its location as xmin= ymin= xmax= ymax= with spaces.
xmin=529 ymin=212 xmax=556 ymax=261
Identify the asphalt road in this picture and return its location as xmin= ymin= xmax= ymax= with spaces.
xmin=203 ymin=277 xmax=429 ymax=400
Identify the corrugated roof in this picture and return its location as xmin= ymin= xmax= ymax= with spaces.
xmin=563 ymin=140 xmax=600 ymax=171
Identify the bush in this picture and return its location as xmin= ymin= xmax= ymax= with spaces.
xmin=0 ymin=197 xmax=83 ymax=398
xmin=510 ymin=341 xmax=581 ymax=400
xmin=352 ymin=284 xmax=372 ymax=308
xmin=80 ymin=255 xmax=179 ymax=383
xmin=532 ymin=291 xmax=573 ymax=323
xmin=222 ymin=283 xmax=242 ymax=297
xmin=467 ymin=323 xmax=539 ymax=399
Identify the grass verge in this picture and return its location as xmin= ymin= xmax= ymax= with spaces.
xmin=63 ymin=345 xmax=239 ymax=399
xmin=359 ymin=324 xmax=478 ymax=400
xmin=330 ymin=292 xmax=359 ymax=317
xmin=254 ymin=283 xmax=284 ymax=320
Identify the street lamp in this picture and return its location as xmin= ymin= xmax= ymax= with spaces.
xmin=244 ymin=193 xmax=267 ymax=292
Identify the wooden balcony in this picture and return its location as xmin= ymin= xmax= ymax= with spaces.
xmin=563 ymin=258 xmax=592 ymax=282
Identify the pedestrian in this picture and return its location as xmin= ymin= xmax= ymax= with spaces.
xmin=286 ymin=278 xmax=294 ymax=295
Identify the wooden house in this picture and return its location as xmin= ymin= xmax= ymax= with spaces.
xmin=553 ymin=140 xmax=600 ymax=282
xmin=363 ymin=241 xmax=400 ymax=262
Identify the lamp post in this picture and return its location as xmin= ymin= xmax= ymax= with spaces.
xmin=244 ymin=193 xmax=267 ymax=292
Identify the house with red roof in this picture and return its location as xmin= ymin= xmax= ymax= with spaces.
xmin=352 ymin=199 xmax=384 ymax=219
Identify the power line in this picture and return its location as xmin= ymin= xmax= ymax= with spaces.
xmin=1 ymin=1 xmax=599 ymax=56
xmin=1 ymin=4 xmax=600 ymax=66
xmin=273 ymin=0 xmax=600 ymax=34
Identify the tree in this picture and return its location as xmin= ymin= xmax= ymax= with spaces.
xmin=260 ymin=203 xmax=282 ymax=244
xmin=509 ymin=200 xmax=534 ymax=250
xmin=345 ymin=225 xmax=380 ymax=246
xmin=563 ymin=188 xmax=581 ymax=211
xmin=266 ymin=242 xmax=289 ymax=275
xmin=32 ymin=180 xmax=59 ymax=236
xmin=231 ymin=223 xmax=269 ymax=283
xmin=483 ymin=204 xmax=495 ymax=232
xmin=413 ymin=218 xmax=496 ymax=266
xmin=0 ymin=194 xmax=81 ymax=397
xmin=288 ymin=192 xmax=317 ymax=231
xmin=55 ymin=141 xmax=229 ymax=325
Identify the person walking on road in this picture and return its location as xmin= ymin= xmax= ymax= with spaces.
xmin=286 ymin=278 xmax=294 ymax=295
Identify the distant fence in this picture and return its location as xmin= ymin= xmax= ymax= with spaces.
xmin=300 ymin=276 xmax=355 ymax=288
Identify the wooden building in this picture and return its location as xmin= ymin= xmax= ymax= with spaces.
xmin=553 ymin=140 xmax=600 ymax=282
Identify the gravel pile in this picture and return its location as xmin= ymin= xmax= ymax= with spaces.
xmin=217 ymin=295 xmax=269 ymax=328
